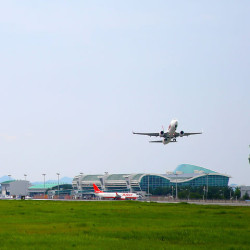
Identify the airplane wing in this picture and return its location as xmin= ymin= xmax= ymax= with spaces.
xmin=175 ymin=132 xmax=202 ymax=137
xmin=150 ymin=140 xmax=177 ymax=143
xmin=132 ymin=132 xmax=160 ymax=137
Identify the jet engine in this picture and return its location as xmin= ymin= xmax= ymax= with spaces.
xmin=163 ymin=139 xmax=168 ymax=145
xmin=179 ymin=131 xmax=185 ymax=137
xmin=159 ymin=131 xmax=164 ymax=137
xmin=114 ymin=193 xmax=121 ymax=200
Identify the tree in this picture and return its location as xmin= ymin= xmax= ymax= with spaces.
xmin=242 ymin=192 xmax=250 ymax=200
xmin=150 ymin=186 xmax=238 ymax=200
xmin=234 ymin=187 xmax=241 ymax=199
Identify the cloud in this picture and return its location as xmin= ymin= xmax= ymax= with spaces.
xmin=0 ymin=134 xmax=17 ymax=142
xmin=24 ymin=132 xmax=33 ymax=137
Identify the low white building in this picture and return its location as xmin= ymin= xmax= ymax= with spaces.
xmin=240 ymin=186 xmax=250 ymax=198
xmin=1 ymin=180 xmax=30 ymax=197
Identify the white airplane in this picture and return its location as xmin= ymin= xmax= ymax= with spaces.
xmin=133 ymin=119 xmax=202 ymax=145
xmin=93 ymin=183 xmax=140 ymax=200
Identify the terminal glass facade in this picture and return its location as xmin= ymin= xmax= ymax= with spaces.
xmin=177 ymin=175 xmax=229 ymax=187
xmin=140 ymin=175 xmax=171 ymax=192
xmin=139 ymin=174 xmax=229 ymax=192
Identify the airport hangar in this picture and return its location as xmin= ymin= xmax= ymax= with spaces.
xmin=73 ymin=164 xmax=230 ymax=195
xmin=0 ymin=181 xmax=72 ymax=198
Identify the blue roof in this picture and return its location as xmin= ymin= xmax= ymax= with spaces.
xmin=29 ymin=183 xmax=71 ymax=189
xmin=0 ymin=180 xmax=16 ymax=184
xmin=174 ymin=164 xmax=217 ymax=174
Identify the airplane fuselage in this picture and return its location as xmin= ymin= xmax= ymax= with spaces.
xmin=163 ymin=119 xmax=178 ymax=144
xmin=93 ymin=183 xmax=139 ymax=200
xmin=95 ymin=192 xmax=139 ymax=200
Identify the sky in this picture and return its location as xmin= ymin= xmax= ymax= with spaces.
xmin=0 ymin=1 xmax=249 ymax=184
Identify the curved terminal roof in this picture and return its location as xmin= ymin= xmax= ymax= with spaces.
xmin=106 ymin=174 xmax=128 ymax=181
xmin=174 ymin=164 xmax=217 ymax=174
xmin=135 ymin=173 xmax=171 ymax=183
xmin=82 ymin=175 xmax=101 ymax=181
xmin=131 ymin=174 xmax=144 ymax=181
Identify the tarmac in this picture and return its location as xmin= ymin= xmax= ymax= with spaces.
xmin=155 ymin=200 xmax=250 ymax=206
xmin=1 ymin=197 xmax=250 ymax=206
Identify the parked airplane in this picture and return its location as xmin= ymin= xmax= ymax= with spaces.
xmin=93 ymin=183 xmax=140 ymax=200
xmin=133 ymin=119 xmax=202 ymax=145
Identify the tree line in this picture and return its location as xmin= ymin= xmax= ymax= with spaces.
xmin=149 ymin=186 xmax=248 ymax=200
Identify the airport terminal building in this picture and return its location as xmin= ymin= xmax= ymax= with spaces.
xmin=73 ymin=164 xmax=231 ymax=194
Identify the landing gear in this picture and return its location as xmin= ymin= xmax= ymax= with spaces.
xmin=173 ymin=138 xmax=176 ymax=142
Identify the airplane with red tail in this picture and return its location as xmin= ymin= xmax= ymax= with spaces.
xmin=93 ymin=183 xmax=139 ymax=200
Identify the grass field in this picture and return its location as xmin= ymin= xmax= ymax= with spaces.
xmin=0 ymin=200 xmax=249 ymax=249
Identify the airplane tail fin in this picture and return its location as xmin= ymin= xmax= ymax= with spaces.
xmin=93 ymin=183 xmax=103 ymax=193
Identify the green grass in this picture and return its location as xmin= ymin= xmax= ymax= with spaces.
xmin=0 ymin=201 xmax=249 ymax=249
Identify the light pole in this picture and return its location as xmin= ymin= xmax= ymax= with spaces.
xmin=175 ymin=173 xmax=178 ymax=199
xmin=206 ymin=174 xmax=209 ymax=200
xmin=171 ymin=186 xmax=173 ymax=198
xmin=186 ymin=189 xmax=190 ymax=201
xmin=24 ymin=174 xmax=27 ymax=181
xmin=57 ymin=173 xmax=60 ymax=198
xmin=203 ymin=186 xmax=206 ymax=202
xmin=148 ymin=175 xmax=150 ymax=200
xmin=42 ymin=174 xmax=46 ymax=198
xmin=79 ymin=173 xmax=83 ymax=199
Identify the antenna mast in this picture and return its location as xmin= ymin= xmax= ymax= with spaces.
xmin=249 ymin=145 xmax=250 ymax=165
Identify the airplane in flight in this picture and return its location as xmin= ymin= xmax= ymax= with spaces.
xmin=133 ymin=119 xmax=202 ymax=145
xmin=93 ymin=183 xmax=140 ymax=200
